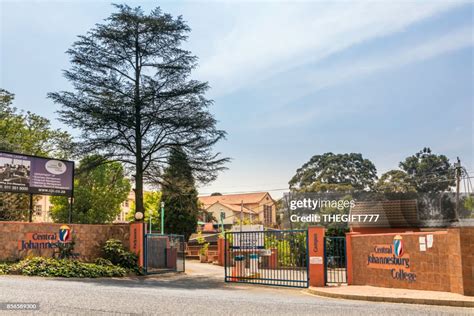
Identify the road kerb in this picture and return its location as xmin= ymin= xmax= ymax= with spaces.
xmin=305 ymin=288 xmax=474 ymax=308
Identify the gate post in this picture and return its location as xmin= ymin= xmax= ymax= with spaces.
xmin=308 ymin=226 xmax=325 ymax=287
xmin=217 ymin=237 xmax=225 ymax=266
xmin=129 ymin=222 xmax=144 ymax=268
xmin=345 ymin=232 xmax=354 ymax=285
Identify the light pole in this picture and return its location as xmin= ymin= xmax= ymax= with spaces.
xmin=149 ymin=208 xmax=152 ymax=233
xmin=220 ymin=210 xmax=225 ymax=233
xmin=161 ymin=201 xmax=165 ymax=235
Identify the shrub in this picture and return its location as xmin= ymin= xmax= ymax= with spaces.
xmin=8 ymin=257 xmax=126 ymax=278
xmin=102 ymin=239 xmax=139 ymax=272
xmin=94 ymin=258 xmax=113 ymax=266
xmin=55 ymin=238 xmax=77 ymax=259
xmin=0 ymin=263 xmax=11 ymax=275
xmin=199 ymin=243 xmax=209 ymax=256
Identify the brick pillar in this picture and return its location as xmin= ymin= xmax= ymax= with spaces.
xmin=129 ymin=222 xmax=144 ymax=267
xmin=346 ymin=233 xmax=354 ymax=285
xmin=217 ymin=238 xmax=225 ymax=266
xmin=308 ymin=226 xmax=325 ymax=287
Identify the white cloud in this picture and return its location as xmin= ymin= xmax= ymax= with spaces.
xmin=254 ymin=25 xmax=473 ymax=129
xmin=195 ymin=1 xmax=467 ymax=97
xmin=305 ymin=25 xmax=474 ymax=92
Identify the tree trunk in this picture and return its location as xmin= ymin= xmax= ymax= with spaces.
xmin=134 ymin=28 xmax=144 ymax=216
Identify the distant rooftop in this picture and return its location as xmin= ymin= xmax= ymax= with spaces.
xmin=198 ymin=192 xmax=272 ymax=207
xmin=350 ymin=199 xmax=419 ymax=228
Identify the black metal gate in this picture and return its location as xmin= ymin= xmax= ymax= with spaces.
xmin=144 ymin=234 xmax=185 ymax=274
xmin=324 ymin=236 xmax=347 ymax=284
xmin=225 ymin=230 xmax=308 ymax=288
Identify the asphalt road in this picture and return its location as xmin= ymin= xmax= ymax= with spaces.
xmin=0 ymin=262 xmax=471 ymax=316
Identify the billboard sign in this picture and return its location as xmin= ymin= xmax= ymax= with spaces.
xmin=0 ymin=151 xmax=74 ymax=196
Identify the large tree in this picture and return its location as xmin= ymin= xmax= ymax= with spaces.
xmin=0 ymin=89 xmax=72 ymax=221
xmin=48 ymin=5 xmax=228 ymax=216
xmin=161 ymin=147 xmax=199 ymax=240
xmin=289 ymin=152 xmax=377 ymax=192
xmin=399 ymin=147 xmax=454 ymax=193
xmin=375 ymin=170 xmax=416 ymax=194
xmin=0 ymin=89 xmax=71 ymax=158
xmin=50 ymin=155 xmax=131 ymax=224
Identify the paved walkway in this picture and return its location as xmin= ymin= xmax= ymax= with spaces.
xmin=187 ymin=261 xmax=474 ymax=308
xmin=307 ymin=285 xmax=474 ymax=308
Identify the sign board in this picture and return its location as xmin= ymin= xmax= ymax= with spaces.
xmin=232 ymin=225 xmax=264 ymax=249
xmin=419 ymin=236 xmax=426 ymax=252
xmin=310 ymin=256 xmax=323 ymax=265
xmin=426 ymin=234 xmax=433 ymax=248
xmin=0 ymin=151 xmax=74 ymax=196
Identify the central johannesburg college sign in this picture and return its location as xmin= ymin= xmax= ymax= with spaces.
xmin=18 ymin=225 xmax=72 ymax=250
xmin=367 ymin=235 xmax=417 ymax=282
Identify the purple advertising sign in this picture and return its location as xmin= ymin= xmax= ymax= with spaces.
xmin=0 ymin=151 xmax=74 ymax=196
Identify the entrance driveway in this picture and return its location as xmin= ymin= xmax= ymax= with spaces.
xmin=0 ymin=261 xmax=470 ymax=315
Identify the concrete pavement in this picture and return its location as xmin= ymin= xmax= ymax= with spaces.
xmin=0 ymin=261 xmax=471 ymax=315
xmin=307 ymin=285 xmax=474 ymax=308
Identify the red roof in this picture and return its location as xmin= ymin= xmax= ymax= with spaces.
xmin=199 ymin=192 xmax=271 ymax=207
xmin=208 ymin=201 xmax=256 ymax=214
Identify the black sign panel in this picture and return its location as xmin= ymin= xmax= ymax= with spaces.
xmin=0 ymin=151 xmax=74 ymax=196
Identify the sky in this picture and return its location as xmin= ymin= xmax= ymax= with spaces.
xmin=1 ymin=0 xmax=473 ymax=198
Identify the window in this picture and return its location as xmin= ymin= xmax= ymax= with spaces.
xmin=264 ymin=205 xmax=272 ymax=225
xmin=34 ymin=205 xmax=42 ymax=216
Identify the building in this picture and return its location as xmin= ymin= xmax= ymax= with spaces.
xmin=198 ymin=192 xmax=277 ymax=227
xmin=33 ymin=195 xmax=54 ymax=223
xmin=349 ymin=199 xmax=420 ymax=234
xmin=115 ymin=191 xmax=135 ymax=223
xmin=32 ymin=191 xmax=136 ymax=223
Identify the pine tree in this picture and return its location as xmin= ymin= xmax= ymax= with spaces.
xmin=48 ymin=5 xmax=227 ymax=216
xmin=161 ymin=147 xmax=199 ymax=240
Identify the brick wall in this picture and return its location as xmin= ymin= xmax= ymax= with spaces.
xmin=460 ymin=227 xmax=474 ymax=295
xmin=0 ymin=222 xmax=130 ymax=262
xmin=347 ymin=228 xmax=473 ymax=296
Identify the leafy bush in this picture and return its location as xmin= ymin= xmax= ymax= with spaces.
xmin=102 ymin=239 xmax=139 ymax=272
xmin=94 ymin=258 xmax=113 ymax=266
xmin=0 ymin=263 xmax=11 ymax=275
xmin=199 ymin=243 xmax=209 ymax=256
xmin=9 ymin=257 xmax=126 ymax=278
xmin=55 ymin=238 xmax=77 ymax=259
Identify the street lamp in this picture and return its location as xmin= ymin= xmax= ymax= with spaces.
xmin=160 ymin=201 xmax=165 ymax=235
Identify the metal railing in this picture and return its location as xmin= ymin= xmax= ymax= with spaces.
xmin=144 ymin=234 xmax=185 ymax=274
xmin=225 ymin=230 xmax=309 ymax=288
xmin=324 ymin=236 xmax=347 ymax=284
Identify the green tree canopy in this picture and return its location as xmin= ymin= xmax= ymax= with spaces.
xmin=127 ymin=191 xmax=162 ymax=228
xmin=375 ymin=170 xmax=416 ymax=194
xmin=50 ymin=156 xmax=131 ymax=224
xmin=289 ymin=152 xmax=377 ymax=192
xmin=161 ymin=147 xmax=199 ymax=240
xmin=399 ymin=147 xmax=454 ymax=193
xmin=0 ymin=89 xmax=71 ymax=158
xmin=48 ymin=5 xmax=228 ymax=216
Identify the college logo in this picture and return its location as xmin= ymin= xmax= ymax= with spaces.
xmin=393 ymin=235 xmax=403 ymax=257
xmin=59 ymin=225 xmax=72 ymax=243
xmin=45 ymin=160 xmax=67 ymax=175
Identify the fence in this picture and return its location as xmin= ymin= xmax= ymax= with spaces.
xmin=225 ymin=230 xmax=308 ymax=288
xmin=144 ymin=234 xmax=185 ymax=274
